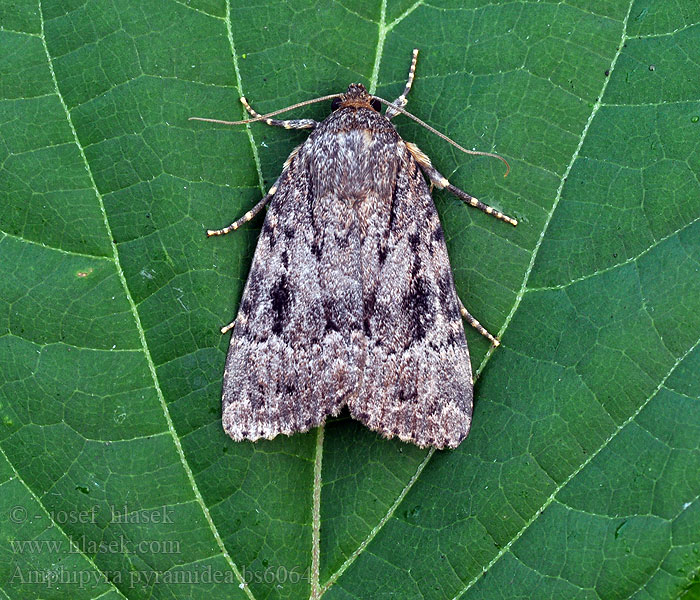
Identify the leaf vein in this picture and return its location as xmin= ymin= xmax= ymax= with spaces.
xmin=34 ymin=2 xmax=257 ymax=597
xmin=0 ymin=445 xmax=128 ymax=599
xmin=474 ymin=0 xmax=636 ymax=380
xmin=319 ymin=450 xmax=434 ymax=596
xmin=525 ymin=214 xmax=700 ymax=293
xmin=0 ymin=230 xmax=114 ymax=261
xmin=454 ymin=334 xmax=700 ymax=597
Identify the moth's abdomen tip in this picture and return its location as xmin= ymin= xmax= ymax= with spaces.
xmin=239 ymin=96 xmax=247 ymax=104
xmin=492 ymin=338 xmax=501 ymax=347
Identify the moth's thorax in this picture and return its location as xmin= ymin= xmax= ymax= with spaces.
xmin=306 ymin=107 xmax=403 ymax=202
xmin=321 ymin=104 xmax=396 ymax=135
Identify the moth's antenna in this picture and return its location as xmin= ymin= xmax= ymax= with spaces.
xmin=189 ymin=94 xmax=342 ymax=126
xmin=189 ymin=93 xmax=510 ymax=177
xmin=375 ymin=97 xmax=511 ymax=177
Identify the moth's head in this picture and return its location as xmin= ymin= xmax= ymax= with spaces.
xmin=332 ymin=83 xmax=381 ymax=113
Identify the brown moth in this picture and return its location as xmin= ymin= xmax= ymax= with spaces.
xmin=192 ymin=50 xmax=517 ymax=449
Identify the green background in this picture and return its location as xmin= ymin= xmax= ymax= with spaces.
xmin=1 ymin=0 xmax=699 ymax=598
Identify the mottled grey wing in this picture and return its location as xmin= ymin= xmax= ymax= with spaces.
xmin=221 ymin=147 xmax=364 ymax=442
xmin=348 ymin=145 xmax=473 ymax=449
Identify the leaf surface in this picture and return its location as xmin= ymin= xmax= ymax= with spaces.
xmin=1 ymin=1 xmax=699 ymax=599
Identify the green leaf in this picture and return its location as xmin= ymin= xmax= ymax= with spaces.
xmin=1 ymin=1 xmax=699 ymax=599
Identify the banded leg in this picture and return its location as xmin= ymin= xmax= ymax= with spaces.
xmin=209 ymin=145 xmax=301 ymax=332
xmin=386 ymin=48 xmax=419 ymax=120
xmin=206 ymin=188 xmax=273 ymax=237
xmin=220 ymin=318 xmax=237 ymax=335
xmin=458 ymin=298 xmax=499 ymax=346
xmin=241 ymin=96 xmax=317 ymax=130
xmin=206 ymin=142 xmax=304 ymax=237
xmin=405 ymin=142 xmax=518 ymax=226
xmin=212 ymin=188 xmax=272 ymax=332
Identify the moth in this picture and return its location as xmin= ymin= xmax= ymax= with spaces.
xmin=192 ymin=50 xmax=517 ymax=449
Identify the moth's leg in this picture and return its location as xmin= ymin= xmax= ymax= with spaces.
xmin=206 ymin=187 xmax=274 ymax=237
xmin=405 ymin=142 xmax=518 ymax=226
xmin=386 ymin=48 xmax=419 ymax=120
xmin=207 ymin=142 xmax=304 ymax=237
xmin=220 ymin=318 xmax=237 ymax=335
xmin=458 ymin=298 xmax=500 ymax=347
xmin=241 ymin=96 xmax=317 ymax=130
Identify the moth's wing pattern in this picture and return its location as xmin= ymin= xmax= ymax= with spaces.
xmin=221 ymin=141 xmax=364 ymax=442
xmin=222 ymin=104 xmax=471 ymax=449
xmin=349 ymin=143 xmax=473 ymax=449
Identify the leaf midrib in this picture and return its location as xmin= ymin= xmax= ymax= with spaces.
xmin=316 ymin=1 xmax=690 ymax=597
xmin=310 ymin=0 xmax=429 ymax=594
